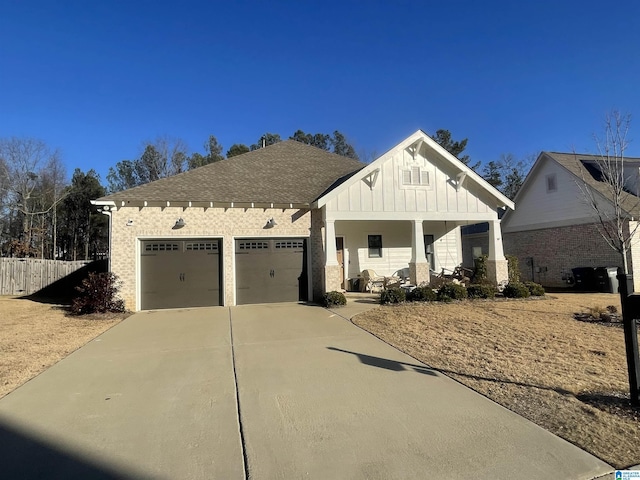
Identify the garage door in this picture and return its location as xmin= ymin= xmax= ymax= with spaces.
xmin=235 ymin=238 xmax=308 ymax=305
xmin=140 ymin=239 xmax=222 ymax=310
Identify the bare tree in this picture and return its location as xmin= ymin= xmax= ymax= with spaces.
xmin=578 ymin=111 xmax=639 ymax=274
xmin=0 ymin=137 xmax=67 ymax=257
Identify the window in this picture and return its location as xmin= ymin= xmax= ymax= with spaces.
xmin=472 ymin=246 xmax=483 ymax=259
xmin=368 ymin=235 xmax=382 ymax=258
xmin=423 ymin=234 xmax=435 ymax=270
xmin=402 ymin=167 xmax=429 ymax=186
xmin=546 ymin=173 xmax=557 ymax=192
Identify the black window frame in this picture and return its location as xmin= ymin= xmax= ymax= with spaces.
xmin=368 ymin=234 xmax=382 ymax=258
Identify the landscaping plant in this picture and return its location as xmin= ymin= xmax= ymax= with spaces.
xmin=467 ymin=284 xmax=496 ymax=299
xmin=322 ymin=291 xmax=347 ymax=307
xmin=502 ymin=281 xmax=530 ymax=298
xmin=71 ymin=272 xmax=126 ymax=315
xmin=380 ymin=287 xmax=406 ymax=304
xmin=408 ymin=285 xmax=437 ymax=302
xmin=437 ymin=282 xmax=468 ymax=302
xmin=524 ymin=281 xmax=545 ymax=296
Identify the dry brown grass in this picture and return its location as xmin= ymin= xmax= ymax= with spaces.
xmin=352 ymin=292 xmax=640 ymax=469
xmin=0 ymin=296 xmax=128 ymax=399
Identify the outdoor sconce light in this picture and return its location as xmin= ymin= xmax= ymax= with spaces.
xmin=126 ymin=219 xmax=134 ymax=227
xmin=173 ymin=218 xmax=186 ymax=229
xmin=264 ymin=218 xmax=277 ymax=229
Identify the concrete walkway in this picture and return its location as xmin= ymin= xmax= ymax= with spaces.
xmin=0 ymin=304 xmax=615 ymax=479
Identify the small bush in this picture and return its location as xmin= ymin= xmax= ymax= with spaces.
xmin=502 ymin=282 xmax=530 ymax=298
xmin=71 ymin=272 xmax=125 ymax=315
xmin=322 ymin=291 xmax=346 ymax=307
xmin=408 ymin=286 xmax=437 ymax=302
xmin=467 ymin=284 xmax=496 ymax=299
xmin=606 ymin=305 xmax=618 ymax=314
xmin=473 ymin=255 xmax=488 ymax=283
xmin=525 ymin=281 xmax=545 ymax=296
xmin=437 ymin=282 xmax=468 ymax=302
xmin=380 ymin=287 xmax=406 ymax=305
xmin=588 ymin=305 xmax=607 ymax=319
xmin=506 ymin=255 xmax=521 ymax=283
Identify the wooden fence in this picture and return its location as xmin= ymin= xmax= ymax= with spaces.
xmin=0 ymin=258 xmax=94 ymax=295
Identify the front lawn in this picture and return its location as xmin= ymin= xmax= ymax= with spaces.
xmin=352 ymin=292 xmax=639 ymax=469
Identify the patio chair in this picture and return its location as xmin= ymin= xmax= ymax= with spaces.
xmin=361 ymin=269 xmax=386 ymax=293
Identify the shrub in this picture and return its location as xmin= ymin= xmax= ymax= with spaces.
xmin=322 ymin=291 xmax=346 ymax=307
xmin=437 ymin=282 xmax=468 ymax=302
xmin=506 ymin=255 xmax=521 ymax=283
xmin=408 ymin=286 xmax=437 ymax=302
xmin=502 ymin=282 xmax=530 ymax=298
xmin=71 ymin=272 xmax=125 ymax=315
xmin=467 ymin=284 xmax=496 ymax=299
xmin=525 ymin=281 xmax=545 ymax=296
xmin=473 ymin=255 xmax=488 ymax=283
xmin=606 ymin=305 xmax=618 ymax=314
xmin=380 ymin=287 xmax=406 ymax=305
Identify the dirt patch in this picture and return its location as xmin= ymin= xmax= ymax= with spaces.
xmin=0 ymin=296 xmax=129 ymax=399
xmin=352 ymin=292 xmax=640 ymax=469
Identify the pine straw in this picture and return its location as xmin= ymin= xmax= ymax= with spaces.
xmin=0 ymin=296 xmax=128 ymax=399
xmin=352 ymin=292 xmax=640 ymax=469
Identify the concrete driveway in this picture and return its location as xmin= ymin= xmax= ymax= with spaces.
xmin=0 ymin=304 xmax=613 ymax=479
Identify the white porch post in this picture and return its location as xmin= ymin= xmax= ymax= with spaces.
xmin=409 ymin=220 xmax=430 ymax=285
xmin=325 ymin=219 xmax=338 ymax=266
xmin=323 ymin=216 xmax=341 ymax=293
xmin=487 ymin=220 xmax=508 ymax=286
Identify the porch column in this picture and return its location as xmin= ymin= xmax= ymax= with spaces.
xmin=487 ymin=220 xmax=509 ymax=286
xmin=324 ymin=218 xmax=342 ymax=293
xmin=409 ymin=220 xmax=430 ymax=286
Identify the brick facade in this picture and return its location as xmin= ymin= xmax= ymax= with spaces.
xmin=109 ymin=206 xmax=312 ymax=309
xmin=503 ymin=222 xmax=629 ymax=287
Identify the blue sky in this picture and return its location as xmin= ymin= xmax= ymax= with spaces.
xmin=1 ymin=0 xmax=639 ymax=182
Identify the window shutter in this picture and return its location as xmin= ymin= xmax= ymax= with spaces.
xmin=420 ymin=171 xmax=429 ymax=185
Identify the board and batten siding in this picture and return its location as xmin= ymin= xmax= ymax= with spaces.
xmin=326 ymin=148 xmax=495 ymax=215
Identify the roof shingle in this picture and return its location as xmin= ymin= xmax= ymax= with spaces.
xmin=97 ymin=140 xmax=364 ymax=205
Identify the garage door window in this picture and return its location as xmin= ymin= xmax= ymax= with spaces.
xmin=145 ymin=243 xmax=179 ymax=252
xmin=238 ymin=240 xmax=269 ymax=250
xmin=275 ymin=240 xmax=304 ymax=249
xmin=186 ymin=242 xmax=219 ymax=251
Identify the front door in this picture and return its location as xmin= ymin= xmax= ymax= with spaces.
xmin=336 ymin=237 xmax=345 ymax=289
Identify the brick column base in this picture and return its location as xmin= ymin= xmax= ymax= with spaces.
xmin=487 ymin=259 xmax=508 ymax=286
xmin=324 ymin=265 xmax=343 ymax=294
xmin=409 ymin=262 xmax=431 ymax=286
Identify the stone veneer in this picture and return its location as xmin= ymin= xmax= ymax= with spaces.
xmin=409 ymin=262 xmax=431 ymax=286
xmin=486 ymin=259 xmax=508 ymax=286
xmin=109 ymin=206 xmax=312 ymax=309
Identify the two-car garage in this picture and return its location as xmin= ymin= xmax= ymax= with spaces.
xmin=139 ymin=237 xmax=307 ymax=310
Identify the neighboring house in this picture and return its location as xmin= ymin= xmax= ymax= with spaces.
xmin=501 ymin=151 xmax=640 ymax=288
xmin=92 ymin=131 xmax=513 ymax=311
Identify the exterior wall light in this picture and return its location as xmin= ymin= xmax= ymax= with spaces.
xmin=173 ymin=218 xmax=186 ymax=229
xmin=264 ymin=218 xmax=277 ymax=229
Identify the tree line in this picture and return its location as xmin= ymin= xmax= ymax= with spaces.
xmin=0 ymin=128 xmax=531 ymax=259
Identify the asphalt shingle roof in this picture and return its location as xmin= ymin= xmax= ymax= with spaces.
xmin=545 ymin=151 xmax=640 ymax=217
xmin=98 ymin=140 xmax=364 ymax=205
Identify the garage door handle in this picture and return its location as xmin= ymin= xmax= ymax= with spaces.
xmin=270 ymin=269 xmax=275 ymax=278
xmin=179 ymin=273 xmax=185 ymax=281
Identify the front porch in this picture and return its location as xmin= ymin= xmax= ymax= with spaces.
xmin=318 ymin=217 xmax=508 ymax=295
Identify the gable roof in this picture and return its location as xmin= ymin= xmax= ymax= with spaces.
xmin=95 ymin=140 xmax=364 ymax=207
xmin=314 ymin=130 xmax=515 ymax=210
xmin=507 ymin=152 xmax=640 ymax=220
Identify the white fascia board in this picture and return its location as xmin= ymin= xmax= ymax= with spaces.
xmin=325 ymin=210 xmax=499 ymax=222
xmin=91 ymin=200 xmax=116 ymax=207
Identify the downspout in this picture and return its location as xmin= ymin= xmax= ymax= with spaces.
xmin=98 ymin=207 xmax=112 ymax=272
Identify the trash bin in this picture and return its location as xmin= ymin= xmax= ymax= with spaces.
xmin=348 ymin=277 xmax=361 ymax=292
xmin=595 ymin=267 xmax=619 ymax=293
xmin=572 ymin=267 xmax=597 ymax=291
